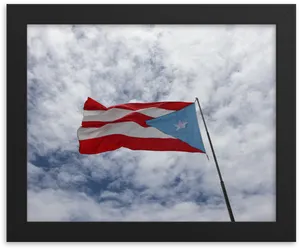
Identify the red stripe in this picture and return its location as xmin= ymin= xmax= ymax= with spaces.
xmin=83 ymin=97 xmax=192 ymax=111
xmin=79 ymin=134 xmax=204 ymax=154
xmin=84 ymin=97 xmax=108 ymax=110
xmin=82 ymin=112 xmax=153 ymax=128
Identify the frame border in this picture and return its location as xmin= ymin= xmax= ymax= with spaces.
xmin=7 ymin=4 xmax=296 ymax=242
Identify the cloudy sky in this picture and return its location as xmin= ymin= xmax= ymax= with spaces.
xmin=27 ymin=25 xmax=275 ymax=221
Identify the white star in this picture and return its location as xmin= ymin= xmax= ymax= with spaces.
xmin=174 ymin=120 xmax=188 ymax=131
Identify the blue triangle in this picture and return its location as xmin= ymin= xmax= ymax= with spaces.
xmin=146 ymin=103 xmax=206 ymax=152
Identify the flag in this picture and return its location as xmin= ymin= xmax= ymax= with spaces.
xmin=77 ymin=97 xmax=206 ymax=154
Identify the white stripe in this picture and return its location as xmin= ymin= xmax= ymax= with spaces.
xmin=138 ymin=107 xmax=174 ymax=118
xmin=82 ymin=107 xmax=174 ymax=122
xmin=77 ymin=122 xmax=174 ymax=140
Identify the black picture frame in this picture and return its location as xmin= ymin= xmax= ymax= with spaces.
xmin=7 ymin=4 xmax=296 ymax=242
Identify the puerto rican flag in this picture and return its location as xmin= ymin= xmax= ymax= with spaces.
xmin=77 ymin=97 xmax=206 ymax=154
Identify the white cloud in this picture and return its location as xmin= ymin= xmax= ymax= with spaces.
xmin=27 ymin=25 xmax=276 ymax=221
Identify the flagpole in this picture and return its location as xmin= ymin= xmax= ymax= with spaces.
xmin=195 ymin=97 xmax=235 ymax=222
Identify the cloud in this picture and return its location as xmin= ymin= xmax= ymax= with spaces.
xmin=27 ymin=25 xmax=276 ymax=221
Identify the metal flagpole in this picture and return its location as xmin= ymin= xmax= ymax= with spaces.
xmin=195 ymin=97 xmax=235 ymax=222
